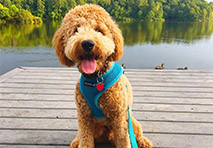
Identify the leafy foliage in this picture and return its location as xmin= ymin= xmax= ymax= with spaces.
xmin=0 ymin=0 xmax=213 ymax=22
xmin=0 ymin=3 xmax=42 ymax=23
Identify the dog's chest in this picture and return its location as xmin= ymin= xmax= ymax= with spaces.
xmin=79 ymin=62 xmax=123 ymax=119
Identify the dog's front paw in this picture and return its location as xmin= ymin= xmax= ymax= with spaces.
xmin=70 ymin=137 xmax=79 ymax=148
xmin=138 ymin=136 xmax=153 ymax=148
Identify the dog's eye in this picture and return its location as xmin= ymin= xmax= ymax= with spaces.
xmin=96 ymin=28 xmax=104 ymax=34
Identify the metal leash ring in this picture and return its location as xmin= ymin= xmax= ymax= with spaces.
xmin=96 ymin=75 xmax=104 ymax=84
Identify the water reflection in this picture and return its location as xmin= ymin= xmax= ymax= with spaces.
xmin=0 ymin=21 xmax=59 ymax=47
xmin=0 ymin=21 xmax=213 ymax=47
xmin=120 ymin=22 xmax=213 ymax=45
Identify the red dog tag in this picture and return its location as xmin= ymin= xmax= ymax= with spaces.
xmin=96 ymin=83 xmax=104 ymax=91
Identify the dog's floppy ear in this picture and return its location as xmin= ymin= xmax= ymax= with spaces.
xmin=108 ymin=21 xmax=124 ymax=61
xmin=52 ymin=27 xmax=75 ymax=67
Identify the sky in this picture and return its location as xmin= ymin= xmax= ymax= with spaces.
xmin=206 ymin=0 xmax=213 ymax=2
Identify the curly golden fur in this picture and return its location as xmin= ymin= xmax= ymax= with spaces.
xmin=52 ymin=4 xmax=153 ymax=148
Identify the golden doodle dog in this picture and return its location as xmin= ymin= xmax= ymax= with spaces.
xmin=52 ymin=4 xmax=153 ymax=148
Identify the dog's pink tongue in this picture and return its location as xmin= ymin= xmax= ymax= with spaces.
xmin=81 ymin=59 xmax=97 ymax=74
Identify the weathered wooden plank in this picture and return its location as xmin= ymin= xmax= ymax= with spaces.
xmin=2 ymin=81 xmax=212 ymax=89
xmin=20 ymin=66 xmax=213 ymax=73
xmin=4 ymin=79 xmax=75 ymax=84
xmin=1 ymin=88 xmax=212 ymax=98
xmin=1 ymin=92 xmax=212 ymax=100
xmin=1 ymin=86 xmax=213 ymax=95
xmin=0 ymin=68 xmax=22 ymax=83
xmin=4 ymin=77 xmax=213 ymax=87
xmin=0 ymin=130 xmax=212 ymax=148
xmin=4 ymin=78 xmax=213 ymax=85
xmin=0 ymin=83 xmax=73 ymax=89
xmin=19 ymin=70 xmax=78 ymax=74
xmin=0 ymin=87 xmax=74 ymax=95
xmin=0 ymin=100 xmax=212 ymax=113
xmin=129 ymin=77 xmax=213 ymax=83
xmin=1 ymin=118 xmax=213 ymax=135
xmin=146 ymin=133 xmax=213 ymax=148
xmin=1 ymin=85 xmax=213 ymax=93
xmin=132 ymin=103 xmax=213 ymax=113
xmin=130 ymin=82 xmax=213 ymax=88
xmin=0 ymin=94 xmax=73 ymax=101
xmin=0 ymin=130 xmax=75 ymax=145
xmin=132 ymin=91 xmax=213 ymax=98
xmin=17 ymin=71 xmax=213 ymax=78
xmin=12 ymin=74 xmax=213 ymax=80
xmin=1 ymin=94 xmax=213 ymax=105
xmin=8 ymin=75 xmax=213 ymax=83
xmin=16 ymin=69 xmax=213 ymax=77
xmin=18 ymin=72 xmax=212 ymax=79
xmin=0 ymin=109 xmax=212 ymax=122
xmin=0 ymin=100 xmax=75 ymax=109
xmin=20 ymin=66 xmax=75 ymax=71
xmin=133 ymin=97 xmax=213 ymax=105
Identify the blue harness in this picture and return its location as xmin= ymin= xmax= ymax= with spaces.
xmin=79 ymin=62 xmax=138 ymax=148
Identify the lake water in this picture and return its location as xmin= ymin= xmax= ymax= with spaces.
xmin=0 ymin=21 xmax=213 ymax=75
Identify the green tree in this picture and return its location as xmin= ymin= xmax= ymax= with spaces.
xmin=0 ymin=2 xmax=42 ymax=23
xmin=11 ymin=0 xmax=22 ymax=9
xmin=2 ymin=0 xmax=12 ymax=7
xmin=9 ymin=4 xmax=19 ymax=20
xmin=0 ymin=3 xmax=10 ymax=20
xmin=36 ymin=0 xmax=45 ymax=17
xmin=76 ymin=0 xmax=86 ymax=5
xmin=1 ymin=0 xmax=213 ymax=22
xmin=67 ymin=0 xmax=77 ymax=9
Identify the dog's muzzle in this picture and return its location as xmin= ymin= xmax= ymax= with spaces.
xmin=81 ymin=40 xmax=94 ymax=52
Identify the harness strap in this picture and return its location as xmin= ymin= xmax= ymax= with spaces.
xmin=79 ymin=62 xmax=123 ymax=119
xmin=128 ymin=107 xmax=138 ymax=148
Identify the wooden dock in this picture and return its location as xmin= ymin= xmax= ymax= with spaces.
xmin=0 ymin=67 xmax=213 ymax=148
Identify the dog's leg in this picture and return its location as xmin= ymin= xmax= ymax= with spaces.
xmin=77 ymin=105 xmax=95 ymax=148
xmin=139 ymin=136 xmax=153 ymax=148
xmin=111 ymin=113 xmax=131 ymax=148
xmin=76 ymin=109 xmax=95 ymax=148
xmin=70 ymin=135 xmax=79 ymax=148
xmin=131 ymin=116 xmax=153 ymax=148
xmin=75 ymin=89 xmax=95 ymax=148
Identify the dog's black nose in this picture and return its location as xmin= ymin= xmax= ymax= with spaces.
xmin=81 ymin=40 xmax=94 ymax=52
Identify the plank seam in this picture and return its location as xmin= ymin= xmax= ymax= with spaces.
xmin=1 ymin=95 xmax=213 ymax=100
xmin=1 ymin=87 xmax=213 ymax=93
xmin=9 ymin=77 xmax=213 ymax=82
xmin=2 ymin=83 xmax=213 ymax=89
xmin=0 ymin=129 xmax=212 ymax=136
xmin=1 ymin=89 xmax=213 ymax=94
xmin=1 ymin=99 xmax=213 ymax=106
xmin=0 ymin=107 xmax=212 ymax=114
xmin=0 ymin=116 xmax=212 ymax=123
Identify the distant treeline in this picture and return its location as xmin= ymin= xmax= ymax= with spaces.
xmin=0 ymin=0 xmax=213 ymax=23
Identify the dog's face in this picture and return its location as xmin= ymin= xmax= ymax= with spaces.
xmin=52 ymin=4 xmax=123 ymax=74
